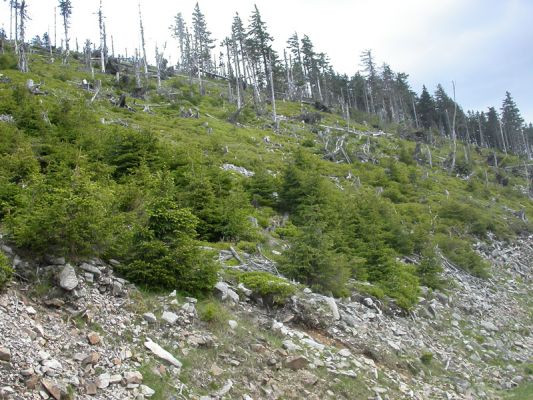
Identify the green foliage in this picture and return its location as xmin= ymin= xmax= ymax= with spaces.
xmin=7 ymin=168 xmax=115 ymax=258
xmin=118 ymin=199 xmax=218 ymax=295
xmin=420 ymin=352 xmax=433 ymax=365
xmin=198 ymin=300 xmax=230 ymax=324
xmin=436 ymin=234 xmax=489 ymax=277
xmin=0 ymin=252 xmax=13 ymax=290
xmin=0 ymin=53 xmax=17 ymax=69
xmin=237 ymin=271 xmax=296 ymax=306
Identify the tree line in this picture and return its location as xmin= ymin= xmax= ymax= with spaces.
xmin=1 ymin=1 xmax=531 ymax=158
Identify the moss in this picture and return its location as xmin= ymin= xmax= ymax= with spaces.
xmin=0 ymin=252 xmax=13 ymax=290
xmin=237 ymin=271 xmax=296 ymax=306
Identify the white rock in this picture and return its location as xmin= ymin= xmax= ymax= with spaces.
xmin=338 ymin=349 xmax=352 ymax=357
xmin=301 ymin=338 xmax=325 ymax=351
xmin=141 ymin=385 xmax=155 ymax=397
xmin=325 ymin=297 xmax=340 ymax=320
xmin=161 ymin=311 xmax=178 ymax=324
xmin=59 ymin=265 xmax=78 ymax=291
xmin=96 ymin=373 xmax=110 ymax=389
xmin=228 ymin=320 xmax=238 ymax=330
xmin=144 ymin=338 xmax=182 ymax=368
xmin=42 ymin=359 xmax=62 ymax=371
xmin=79 ymin=262 xmax=102 ymax=276
xmin=26 ymin=306 xmax=37 ymax=315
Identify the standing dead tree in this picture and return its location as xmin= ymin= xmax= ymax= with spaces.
xmin=17 ymin=0 xmax=29 ymax=73
xmin=97 ymin=0 xmax=106 ymax=73
xmin=58 ymin=0 xmax=72 ymax=64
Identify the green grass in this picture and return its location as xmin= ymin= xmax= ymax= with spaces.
xmin=504 ymin=382 xmax=533 ymax=399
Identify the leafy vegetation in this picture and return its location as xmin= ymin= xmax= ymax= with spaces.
xmin=0 ymin=48 xmax=531 ymax=308
xmin=0 ymin=252 xmax=13 ymax=290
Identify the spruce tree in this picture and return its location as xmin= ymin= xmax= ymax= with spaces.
xmin=501 ymin=92 xmax=525 ymax=154
xmin=417 ymin=85 xmax=436 ymax=131
xmin=247 ymin=5 xmax=273 ymax=89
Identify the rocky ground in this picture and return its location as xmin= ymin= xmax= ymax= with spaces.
xmin=0 ymin=235 xmax=532 ymax=400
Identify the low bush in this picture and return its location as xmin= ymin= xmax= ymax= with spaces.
xmin=0 ymin=252 xmax=13 ymax=290
xmin=237 ymin=271 xmax=296 ymax=306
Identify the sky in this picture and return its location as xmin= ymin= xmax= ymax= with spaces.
xmin=1 ymin=0 xmax=532 ymax=122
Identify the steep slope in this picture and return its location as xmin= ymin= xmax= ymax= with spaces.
xmin=0 ymin=51 xmax=532 ymax=399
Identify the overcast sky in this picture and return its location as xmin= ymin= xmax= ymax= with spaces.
xmin=1 ymin=0 xmax=531 ymax=122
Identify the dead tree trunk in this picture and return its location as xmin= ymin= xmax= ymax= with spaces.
xmin=450 ymin=81 xmax=458 ymax=173
xmin=138 ymin=3 xmax=148 ymax=76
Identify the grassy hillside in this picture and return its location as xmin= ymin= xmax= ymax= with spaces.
xmin=0 ymin=50 xmax=532 ymax=308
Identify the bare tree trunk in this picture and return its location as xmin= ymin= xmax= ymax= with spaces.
xmin=412 ymin=95 xmax=419 ymax=129
xmin=138 ymin=3 xmax=148 ymax=76
xmin=477 ymin=115 xmax=485 ymax=147
xmin=450 ymin=81 xmax=458 ymax=173
xmin=98 ymin=1 xmax=105 ymax=73
xmin=499 ymin=119 xmax=508 ymax=155
xmin=268 ymin=55 xmax=277 ymax=128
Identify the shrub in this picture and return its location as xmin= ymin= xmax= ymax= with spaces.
xmin=420 ymin=352 xmax=433 ymax=366
xmin=0 ymin=252 xmax=13 ymax=290
xmin=198 ymin=300 xmax=229 ymax=325
xmin=0 ymin=53 xmax=17 ymax=69
xmin=436 ymin=235 xmax=489 ymax=278
xmin=237 ymin=272 xmax=296 ymax=306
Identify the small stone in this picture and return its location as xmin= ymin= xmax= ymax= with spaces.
xmin=109 ymin=375 xmax=122 ymax=384
xmin=140 ymin=385 xmax=155 ymax=397
xmin=79 ymin=262 xmax=102 ymax=276
xmin=82 ymin=352 xmax=101 ymax=365
xmin=85 ymin=381 xmax=97 ymax=395
xmin=210 ymin=364 xmax=224 ymax=377
xmin=42 ymin=359 xmax=62 ymax=371
xmin=301 ymin=371 xmax=318 ymax=386
xmin=282 ymin=340 xmax=301 ymax=352
xmin=325 ymin=297 xmax=340 ymax=320
xmin=480 ymin=321 xmax=498 ymax=332
xmin=284 ymin=356 xmax=309 ymax=370
xmin=303 ymin=288 xmax=312 ymax=294
xmin=144 ymin=339 xmax=182 ymax=368
xmin=26 ymin=306 xmax=37 ymax=315
xmin=228 ymin=320 xmax=238 ymax=330
xmin=143 ymin=312 xmax=157 ymax=323
xmin=59 ymin=265 xmax=78 ymax=291
xmin=26 ymin=375 xmax=40 ymax=389
xmin=161 ymin=311 xmax=178 ymax=324
xmin=124 ymin=371 xmax=143 ymax=385
xmin=363 ymin=297 xmax=374 ymax=308
xmin=21 ymin=368 xmax=35 ymax=377
xmin=42 ymin=379 xmax=62 ymax=400
xmin=96 ymin=373 xmax=110 ymax=389
xmin=84 ymin=273 xmax=94 ymax=283
xmin=237 ymin=283 xmax=252 ymax=297
xmin=0 ymin=347 xmax=11 ymax=362
xmin=87 ymin=332 xmax=101 ymax=345
xmin=338 ymin=348 xmax=352 ymax=357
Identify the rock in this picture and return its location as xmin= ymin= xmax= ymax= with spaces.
xmin=301 ymin=338 xmax=325 ymax=351
xmin=161 ymin=311 xmax=178 ymax=324
xmin=338 ymin=348 xmax=352 ymax=357
xmin=87 ymin=332 xmax=101 ymax=345
xmin=363 ymin=297 xmax=374 ymax=308
xmin=226 ymin=288 xmax=240 ymax=303
xmin=26 ymin=375 xmax=40 ymax=390
xmin=144 ymin=338 xmax=182 ymax=368
xmin=215 ymin=380 xmax=233 ymax=397
xmin=210 ymin=364 xmax=224 ymax=377
xmin=301 ymin=371 xmax=319 ymax=386
xmin=214 ymin=281 xmax=240 ymax=303
xmin=143 ymin=312 xmax=157 ymax=324
xmin=228 ymin=320 xmax=238 ymax=330
xmin=109 ymin=375 xmax=122 ymax=384
xmin=42 ymin=359 xmax=62 ymax=371
xmin=82 ymin=352 xmax=101 ymax=366
xmin=79 ymin=262 xmax=102 ymax=275
xmin=282 ymin=340 xmax=301 ymax=352
xmin=284 ymin=356 xmax=309 ymax=370
xmin=124 ymin=371 xmax=143 ymax=385
xmin=303 ymin=288 xmax=312 ymax=294
xmin=221 ymin=163 xmax=255 ymax=177
xmin=0 ymin=347 xmax=11 ymax=362
xmin=26 ymin=306 xmax=37 ymax=315
xmin=41 ymin=379 xmax=62 ymax=400
xmin=237 ymin=283 xmax=253 ymax=297
xmin=85 ymin=381 xmax=97 ymax=395
xmin=141 ymin=385 xmax=156 ymax=397
xmin=480 ymin=321 xmax=499 ymax=332
xmin=325 ymin=297 xmax=340 ymax=320
xmin=96 ymin=373 xmax=110 ymax=389
xmin=59 ymin=265 xmax=78 ymax=291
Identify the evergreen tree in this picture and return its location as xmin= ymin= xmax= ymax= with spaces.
xmin=485 ymin=107 xmax=501 ymax=150
xmin=501 ymin=91 xmax=525 ymax=154
xmin=192 ymin=2 xmax=215 ymax=73
xmin=247 ymin=5 xmax=273 ymax=89
xmin=417 ymin=85 xmax=436 ymax=131
xmin=170 ymin=12 xmax=187 ymax=70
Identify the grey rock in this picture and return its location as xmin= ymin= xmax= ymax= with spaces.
xmin=480 ymin=321 xmax=498 ymax=332
xmin=124 ymin=371 xmax=143 ymax=384
xmin=325 ymin=296 xmax=340 ymax=320
xmin=59 ymin=265 xmax=78 ymax=291
xmin=228 ymin=320 xmax=238 ymax=329
xmin=143 ymin=313 xmax=157 ymax=323
xmin=282 ymin=340 xmax=301 ymax=352
xmin=161 ymin=311 xmax=178 ymax=324
xmin=45 ymin=255 xmax=64 ymax=265
xmin=144 ymin=338 xmax=182 ymax=368
xmin=284 ymin=356 xmax=309 ymax=370
xmin=79 ymin=262 xmax=102 ymax=276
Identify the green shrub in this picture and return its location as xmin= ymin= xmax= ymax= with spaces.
xmin=436 ymin=235 xmax=489 ymax=278
xmin=237 ymin=271 xmax=296 ymax=306
xmin=198 ymin=300 xmax=229 ymax=325
xmin=420 ymin=352 xmax=433 ymax=365
xmin=0 ymin=252 xmax=13 ymax=290
xmin=0 ymin=53 xmax=17 ymax=69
